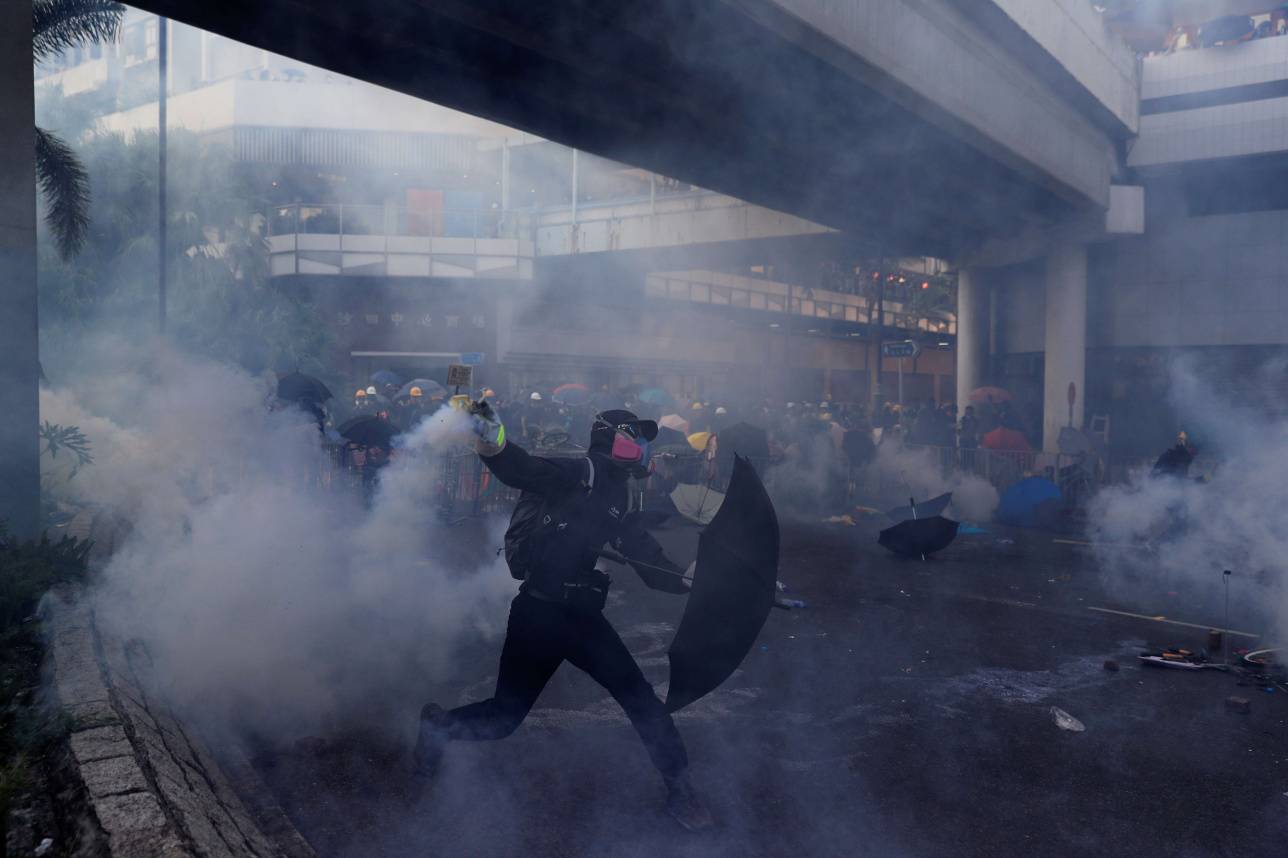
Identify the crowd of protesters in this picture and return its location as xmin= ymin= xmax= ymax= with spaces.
xmin=280 ymin=370 xmax=1042 ymax=513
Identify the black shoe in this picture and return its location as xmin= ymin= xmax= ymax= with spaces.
xmin=411 ymin=702 xmax=447 ymax=782
xmin=664 ymin=772 xmax=713 ymax=832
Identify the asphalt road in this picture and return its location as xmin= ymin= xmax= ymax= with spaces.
xmin=252 ymin=514 xmax=1288 ymax=858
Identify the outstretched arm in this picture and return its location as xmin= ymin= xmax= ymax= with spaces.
xmin=481 ymin=441 xmax=584 ymax=495
xmin=614 ymin=517 xmax=690 ymax=595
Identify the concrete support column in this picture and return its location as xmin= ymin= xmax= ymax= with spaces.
xmin=1042 ymin=244 xmax=1087 ymax=452
xmin=954 ymin=269 xmax=988 ymax=412
xmin=0 ymin=0 xmax=41 ymax=537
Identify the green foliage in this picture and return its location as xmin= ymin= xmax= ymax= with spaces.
xmin=0 ymin=528 xmax=92 ymax=633
xmin=32 ymin=0 xmax=124 ymax=63
xmin=34 ymin=126 xmax=90 ymax=258
xmin=36 ymin=129 xmax=330 ymax=374
xmin=39 ymin=422 xmax=94 ymax=474
xmin=32 ymin=0 xmax=125 ymax=260
xmin=0 ymin=526 xmax=90 ymax=847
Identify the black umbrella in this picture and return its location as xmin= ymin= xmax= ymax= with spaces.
xmin=338 ymin=414 xmax=398 ymax=448
xmin=277 ymin=372 xmax=332 ymax=403
xmin=885 ymin=492 xmax=953 ymax=523
xmin=717 ymin=422 xmax=770 ymax=460
xmin=879 ymin=497 xmax=959 ymax=559
xmin=666 ymin=455 xmax=779 ymax=713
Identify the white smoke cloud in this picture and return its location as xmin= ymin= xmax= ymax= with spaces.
xmin=1088 ymin=356 xmax=1288 ymax=639
xmin=41 ymin=337 xmax=514 ymax=740
xmin=866 ymin=442 xmax=1000 ymax=523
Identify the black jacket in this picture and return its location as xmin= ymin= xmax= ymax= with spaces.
xmin=482 ymin=442 xmax=688 ymax=597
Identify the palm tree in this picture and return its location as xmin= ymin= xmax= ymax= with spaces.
xmin=32 ymin=0 xmax=124 ymax=259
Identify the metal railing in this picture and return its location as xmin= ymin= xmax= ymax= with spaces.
xmin=267 ymin=203 xmax=537 ymax=241
xmin=645 ymin=277 xmax=956 ymax=336
xmin=894 ymin=443 xmax=1101 ymax=505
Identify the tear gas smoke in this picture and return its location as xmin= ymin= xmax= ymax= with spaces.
xmin=867 ymin=442 xmax=1000 ymax=523
xmin=1089 ymin=356 xmax=1288 ymax=639
xmin=40 ymin=336 xmax=513 ymax=740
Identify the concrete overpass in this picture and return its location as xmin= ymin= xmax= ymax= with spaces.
xmin=131 ymin=0 xmax=1137 ymax=259
xmin=2 ymin=0 xmax=1149 ymax=531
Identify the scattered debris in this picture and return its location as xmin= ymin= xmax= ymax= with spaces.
xmin=1103 ymin=659 xmax=1119 ymax=672
xmin=776 ymin=598 xmax=807 ymax=610
xmin=958 ymin=523 xmax=988 ymax=535
xmin=1226 ymin=696 xmax=1251 ymax=714
xmin=1139 ymin=649 xmax=1224 ymax=670
xmin=1051 ymin=706 xmax=1085 ymax=732
xmin=823 ymin=514 xmax=856 ymax=526
xmin=995 ymin=538 xmax=1015 ymax=546
xmin=776 ymin=581 xmax=788 ymax=592
xmin=34 ymin=839 xmax=54 ymax=856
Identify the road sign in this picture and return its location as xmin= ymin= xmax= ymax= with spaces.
xmin=881 ymin=340 xmax=920 ymax=359
xmin=446 ymin=364 xmax=473 ymax=389
xmin=460 ymin=352 xmax=485 ymax=366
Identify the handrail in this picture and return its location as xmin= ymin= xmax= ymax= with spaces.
xmin=266 ymin=203 xmax=537 ymax=241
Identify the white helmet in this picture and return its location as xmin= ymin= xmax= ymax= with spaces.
xmin=365 ymin=386 xmax=378 ymax=396
xmin=530 ymin=392 xmax=543 ymax=401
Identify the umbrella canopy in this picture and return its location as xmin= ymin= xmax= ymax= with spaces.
xmin=885 ymin=492 xmax=953 ymax=523
xmin=667 ymin=456 xmax=779 ymax=712
xmin=717 ymin=422 xmax=769 ymax=460
xmin=1199 ymin=15 xmax=1253 ymax=47
xmin=687 ymin=431 xmax=714 ymax=452
xmin=981 ymin=426 xmax=1031 ymax=452
xmin=670 ymin=483 xmax=726 ymax=525
xmin=338 ymin=414 xmax=398 ymax=448
xmin=370 ymin=369 xmax=402 ymax=388
xmin=660 ymin=414 xmax=690 ymax=433
xmin=639 ymin=388 xmax=674 ymax=407
xmin=552 ymin=383 xmax=590 ymax=405
xmin=995 ymin=477 xmax=1062 ymax=528
xmin=277 ymin=372 xmax=332 ymax=403
xmin=395 ymin=378 xmax=447 ymax=401
xmin=879 ymin=516 xmax=960 ymax=558
xmin=969 ymin=386 xmax=1012 ymax=405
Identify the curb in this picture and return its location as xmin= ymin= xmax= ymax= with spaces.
xmin=44 ymin=588 xmax=315 ymax=858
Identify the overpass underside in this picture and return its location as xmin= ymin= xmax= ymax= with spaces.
xmin=135 ymin=0 xmax=1088 ymax=258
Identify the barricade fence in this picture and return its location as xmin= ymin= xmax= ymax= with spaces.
xmin=889 ymin=444 xmax=1100 ymax=507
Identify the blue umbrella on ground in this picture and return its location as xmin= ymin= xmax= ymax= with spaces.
xmin=995 ymin=477 xmax=1062 ymax=528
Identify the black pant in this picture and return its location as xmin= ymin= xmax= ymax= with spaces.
xmin=438 ymin=592 xmax=688 ymax=778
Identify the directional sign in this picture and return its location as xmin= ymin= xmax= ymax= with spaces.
xmin=460 ymin=352 xmax=485 ymax=366
xmin=881 ymin=340 xmax=920 ymax=359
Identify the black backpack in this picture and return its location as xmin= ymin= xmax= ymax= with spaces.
xmin=502 ymin=457 xmax=594 ymax=580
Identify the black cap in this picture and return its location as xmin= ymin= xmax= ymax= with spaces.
xmin=595 ymin=409 xmax=658 ymax=442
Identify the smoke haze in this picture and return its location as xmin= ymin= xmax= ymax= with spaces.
xmin=41 ymin=336 xmax=513 ymax=741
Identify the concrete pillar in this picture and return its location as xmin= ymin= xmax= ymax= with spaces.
xmin=0 ymin=0 xmax=41 ymax=537
xmin=954 ymin=269 xmax=988 ymax=412
xmin=1042 ymin=244 xmax=1087 ymax=452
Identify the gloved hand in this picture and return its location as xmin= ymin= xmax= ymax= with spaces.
xmin=468 ymin=399 xmax=505 ymax=456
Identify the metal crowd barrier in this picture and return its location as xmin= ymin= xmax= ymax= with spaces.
xmin=896 ymin=443 xmax=1101 ymax=505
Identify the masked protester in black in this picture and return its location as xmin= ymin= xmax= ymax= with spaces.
xmin=412 ymin=406 xmax=713 ymax=831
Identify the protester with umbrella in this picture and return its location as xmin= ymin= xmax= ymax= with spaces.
xmin=275 ymin=372 xmax=332 ymax=433
xmin=412 ymin=405 xmax=715 ymax=830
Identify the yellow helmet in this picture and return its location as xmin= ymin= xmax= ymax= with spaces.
xmin=355 ymin=389 xmax=367 ymax=399
xmin=409 ymin=386 xmax=423 ymax=398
